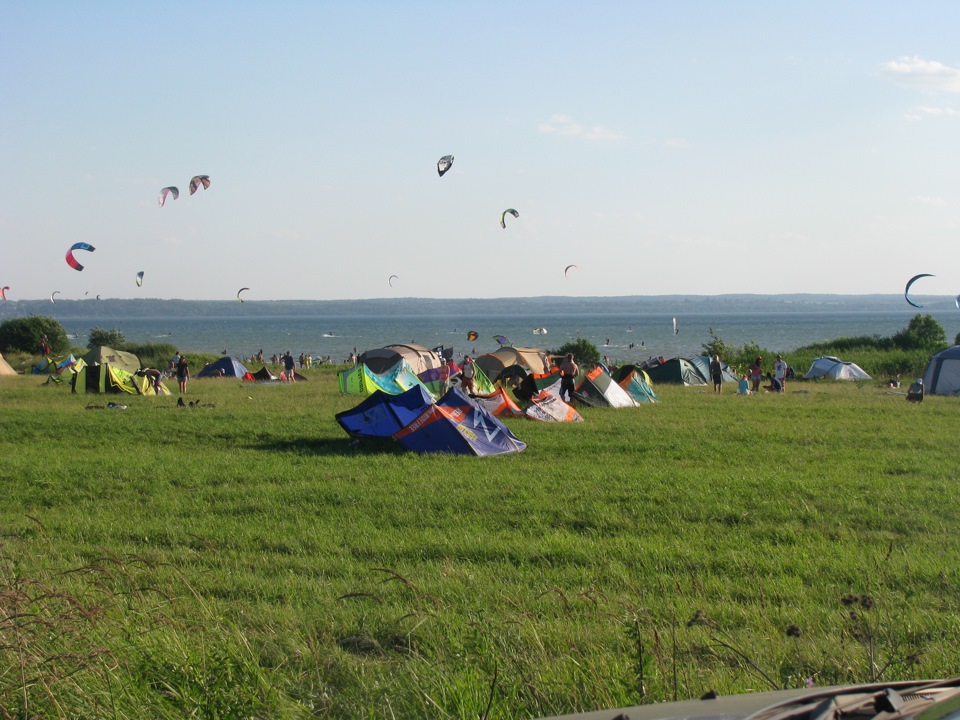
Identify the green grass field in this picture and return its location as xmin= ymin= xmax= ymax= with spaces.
xmin=1 ymin=368 xmax=958 ymax=719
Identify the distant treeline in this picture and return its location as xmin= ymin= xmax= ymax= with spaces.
xmin=1 ymin=294 xmax=952 ymax=319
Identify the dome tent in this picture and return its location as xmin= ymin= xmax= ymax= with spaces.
xmin=922 ymin=345 xmax=960 ymax=396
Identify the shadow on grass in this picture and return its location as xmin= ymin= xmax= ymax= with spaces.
xmin=246 ymin=436 xmax=406 ymax=457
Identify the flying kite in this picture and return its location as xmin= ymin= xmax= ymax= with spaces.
xmin=493 ymin=335 xmax=510 ymax=346
xmin=499 ymin=208 xmax=519 ymax=229
xmin=189 ymin=175 xmax=211 ymax=195
xmin=158 ymin=186 xmax=179 ymax=207
xmin=237 ymin=287 xmax=250 ymax=302
xmin=388 ymin=275 xmax=399 ymax=287
xmin=437 ymin=155 xmax=454 ymax=177
xmin=904 ymin=273 xmax=935 ymax=309
xmin=564 ymin=264 xmax=578 ymax=279
xmin=65 ymin=243 xmax=95 ymax=271
xmin=136 ymin=271 xmax=144 ymax=287
xmin=672 ymin=317 xmax=679 ymax=335
xmin=51 ymin=290 xmax=60 ymax=304
xmin=466 ymin=330 xmax=479 ymax=342
xmin=0 ymin=286 xmax=8 ymax=301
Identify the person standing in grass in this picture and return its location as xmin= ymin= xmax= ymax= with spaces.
xmin=559 ymin=353 xmax=579 ymax=403
xmin=773 ymin=354 xmax=787 ymax=392
xmin=176 ymin=355 xmax=189 ymax=394
xmin=284 ymin=351 xmax=296 ymax=382
xmin=710 ymin=354 xmax=723 ymax=394
xmin=749 ymin=356 xmax=763 ymax=393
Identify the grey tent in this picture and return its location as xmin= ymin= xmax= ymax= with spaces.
xmin=644 ymin=357 xmax=707 ymax=386
xmin=922 ymin=346 xmax=960 ymax=396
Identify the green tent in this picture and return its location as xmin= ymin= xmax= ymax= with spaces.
xmin=71 ymin=364 xmax=170 ymax=396
xmin=81 ymin=346 xmax=141 ymax=374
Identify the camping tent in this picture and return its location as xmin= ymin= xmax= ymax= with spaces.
xmin=804 ymin=356 xmax=871 ymax=381
xmin=196 ymin=356 xmax=250 ymax=378
xmin=922 ymin=346 xmax=960 ymax=396
xmin=575 ymin=366 xmax=637 ymax=407
xmin=393 ymin=387 xmax=527 ymax=456
xmin=359 ymin=343 xmax=443 ymax=375
xmin=475 ymin=347 xmax=552 ymax=383
xmin=82 ymin=346 xmax=141 ymax=374
xmin=644 ymin=357 xmax=708 ymax=386
xmin=336 ymin=385 xmax=435 ymax=437
xmin=71 ymin=363 xmax=170 ymax=395
xmin=689 ymin=356 xmax=739 ymax=384
xmin=0 ymin=353 xmax=17 ymax=376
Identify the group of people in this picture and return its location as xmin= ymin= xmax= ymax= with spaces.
xmin=709 ymin=353 xmax=789 ymax=395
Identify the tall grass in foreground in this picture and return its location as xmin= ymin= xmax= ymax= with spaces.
xmin=1 ymin=370 xmax=958 ymax=718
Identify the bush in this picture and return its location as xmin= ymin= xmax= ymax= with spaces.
xmin=0 ymin=316 xmax=69 ymax=355
xmin=891 ymin=314 xmax=946 ymax=352
xmin=551 ymin=338 xmax=600 ymax=366
xmin=88 ymin=326 xmax=127 ymax=349
xmin=125 ymin=343 xmax=177 ymax=371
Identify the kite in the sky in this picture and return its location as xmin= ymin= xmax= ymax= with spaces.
xmin=493 ymin=335 xmax=510 ymax=346
xmin=136 ymin=271 xmax=144 ymax=287
xmin=66 ymin=243 xmax=95 ymax=271
xmin=904 ymin=274 xmax=935 ymax=308
xmin=499 ymin=208 xmax=519 ymax=229
xmin=158 ymin=186 xmax=179 ymax=207
xmin=437 ymin=155 xmax=454 ymax=177
xmin=189 ymin=175 xmax=211 ymax=195
xmin=564 ymin=264 xmax=578 ymax=279
xmin=467 ymin=330 xmax=478 ymax=342
xmin=956 ymin=295 xmax=960 ymax=311
xmin=51 ymin=290 xmax=60 ymax=304
xmin=0 ymin=286 xmax=8 ymax=301
xmin=237 ymin=287 xmax=250 ymax=302
xmin=388 ymin=275 xmax=399 ymax=287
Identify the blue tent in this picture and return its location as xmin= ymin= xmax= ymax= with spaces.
xmin=394 ymin=387 xmax=526 ymax=456
xmin=196 ymin=355 xmax=250 ymax=378
xmin=335 ymin=386 xmax=435 ymax=438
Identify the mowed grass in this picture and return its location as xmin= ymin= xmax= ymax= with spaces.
xmin=1 ymin=369 xmax=958 ymax=719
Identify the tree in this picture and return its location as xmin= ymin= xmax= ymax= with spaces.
xmin=551 ymin=338 xmax=600 ymax=366
xmin=701 ymin=328 xmax=734 ymax=362
xmin=88 ymin=326 xmax=126 ymax=349
xmin=0 ymin=316 xmax=69 ymax=355
xmin=892 ymin=314 xmax=946 ymax=351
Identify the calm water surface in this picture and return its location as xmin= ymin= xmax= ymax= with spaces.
xmin=58 ymin=310 xmax=957 ymax=364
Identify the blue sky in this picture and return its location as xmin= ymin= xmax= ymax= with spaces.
xmin=2 ymin=2 xmax=959 ymax=301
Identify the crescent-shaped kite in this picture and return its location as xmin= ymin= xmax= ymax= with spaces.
xmin=564 ymin=264 xmax=578 ymax=279
xmin=904 ymin=273 xmax=935 ymax=309
xmin=499 ymin=208 xmax=519 ymax=229
xmin=467 ymin=330 xmax=478 ymax=342
xmin=237 ymin=287 xmax=250 ymax=302
xmin=388 ymin=275 xmax=399 ymax=287
xmin=437 ymin=155 xmax=454 ymax=177
xmin=51 ymin=290 xmax=60 ymax=304
xmin=955 ymin=294 xmax=960 ymax=311
xmin=158 ymin=186 xmax=179 ymax=207
xmin=136 ymin=271 xmax=144 ymax=287
xmin=65 ymin=243 xmax=95 ymax=271
xmin=189 ymin=175 xmax=211 ymax=195
xmin=0 ymin=286 xmax=8 ymax=301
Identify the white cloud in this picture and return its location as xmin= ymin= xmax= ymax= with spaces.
xmin=538 ymin=114 xmax=623 ymax=140
xmin=880 ymin=56 xmax=960 ymax=94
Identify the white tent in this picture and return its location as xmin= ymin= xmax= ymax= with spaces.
xmin=0 ymin=353 xmax=17 ymax=376
xmin=804 ymin=356 xmax=872 ymax=381
xmin=922 ymin=346 xmax=960 ymax=396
